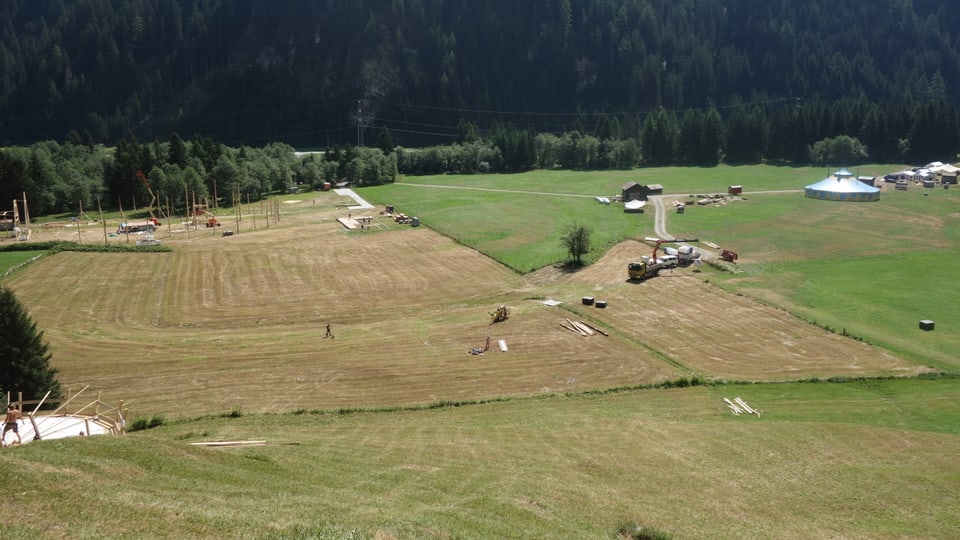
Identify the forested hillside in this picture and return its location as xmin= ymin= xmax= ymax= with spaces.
xmin=2 ymin=0 xmax=959 ymax=149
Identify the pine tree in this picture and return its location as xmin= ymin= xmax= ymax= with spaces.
xmin=376 ymin=127 xmax=395 ymax=155
xmin=0 ymin=287 xmax=61 ymax=402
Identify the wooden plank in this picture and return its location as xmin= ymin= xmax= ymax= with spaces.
xmin=564 ymin=319 xmax=589 ymax=336
xmin=723 ymin=398 xmax=743 ymax=415
xmin=571 ymin=320 xmax=595 ymax=336
xmin=734 ymin=397 xmax=756 ymax=415
xmin=560 ymin=322 xmax=582 ymax=335
xmin=190 ymin=440 xmax=267 ymax=447
xmin=578 ymin=320 xmax=609 ymax=337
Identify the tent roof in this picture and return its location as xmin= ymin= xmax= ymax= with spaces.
xmin=806 ymin=174 xmax=880 ymax=194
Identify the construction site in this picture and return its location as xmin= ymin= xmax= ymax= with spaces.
xmin=2 ymin=387 xmax=126 ymax=447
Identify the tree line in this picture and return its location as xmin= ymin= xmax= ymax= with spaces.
xmin=401 ymin=98 xmax=960 ymax=174
xmin=0 ymin=136 xmax=397 ymax=218
xmin=4 ymin=91 xmax=958 ymax=219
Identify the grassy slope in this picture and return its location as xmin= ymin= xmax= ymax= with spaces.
xmin=2 ymin=164 xmax=958 ymax=538
xmin=1 ymin=378 xmax=958 ymax=539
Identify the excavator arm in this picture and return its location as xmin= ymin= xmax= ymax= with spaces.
xmin=648 ymin=237 xmax=699 ymax=260
xmin=136 ymin=170 xmax=161 ymax=226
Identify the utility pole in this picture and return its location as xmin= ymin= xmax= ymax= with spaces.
xmin=356 ymin=99 xmax=364 ymax=147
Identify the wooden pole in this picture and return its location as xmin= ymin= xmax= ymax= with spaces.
xmin=233 ymin=189 xmax=239 ymax=234
xmin=47 ymin=386 xmax=89 ymax=417
xmin=119 ymin=199 xmax=129 ymax=243
xmin=184 ymin=184 xmax=190 ymax=239
xmin=22 ymin=191 xmax=29 ymax=226
xmin=98 ymin=197 xmax=107 ymax=245
xmin=77 ymin=199 xmax=83 ymax=244
xmin=30 ymin=390 xmax=52 ymax=415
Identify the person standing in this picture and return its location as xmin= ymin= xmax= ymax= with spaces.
xmin=324 ymin=323 xmax=334 ymax=339
xmin=2 ymin=404 xmax=23 ymax=447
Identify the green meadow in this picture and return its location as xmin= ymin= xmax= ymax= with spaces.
xmin=0 ymin=250 xmax=45 ymax=275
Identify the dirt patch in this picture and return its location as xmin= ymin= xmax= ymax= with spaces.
xmin=565 ymin=242 xmax=923 ymax=380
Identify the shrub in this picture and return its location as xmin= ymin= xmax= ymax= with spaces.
xmin=617 ymin=522 xmax=672 ymax=540
xmin=127 ymin=414 xmax=165 ymax=432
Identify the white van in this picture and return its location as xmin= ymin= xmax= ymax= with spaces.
xmin=658 ymin=255 xmax=679 ymax=268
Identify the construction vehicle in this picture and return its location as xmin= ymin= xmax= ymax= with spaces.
xmin=646 ymin=237 xmax=700 ymax=264
xmin=628 ymin=257 xmax=662 ymax=281
xmin=629 ymin=237 xmax=700 ymax=280
xmin=136 ymin=170 xmax=162 ymax=227
xmin=192 ymin=204 xmax=220 ymax=227
xmin=490 ymin=305 xmax=509 ymax=323
xmin=664 ymin=244 xmax=700 ymax=265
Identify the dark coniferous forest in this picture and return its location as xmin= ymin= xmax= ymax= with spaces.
xmin=2 ymin=0 xmax=960 ymax=215
xmin=2 ymin=0 xmax=959 ymax=147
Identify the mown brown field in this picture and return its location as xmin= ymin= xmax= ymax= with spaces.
xmin=6 ymin=195 xmax=922 ymax=418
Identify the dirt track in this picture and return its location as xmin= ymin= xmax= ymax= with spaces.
xmin=5 ymin=196 xmax=924 ymax=416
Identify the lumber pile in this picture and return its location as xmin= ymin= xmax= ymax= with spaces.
xmin=560 ymin=319 xmax=608 ymax=337
xmin=723 ymin=397 xmax=761 ymax=416
xmin=190 ymin=440 xmax=267 ymax=447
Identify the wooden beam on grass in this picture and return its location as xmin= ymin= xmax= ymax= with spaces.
xmin=560 ymin=321 xmax=586 ymax=336
xmin=578 ymin=320 xmax=609 ymax=336
xmin=190 ymin=440 xmax=268 ymax=447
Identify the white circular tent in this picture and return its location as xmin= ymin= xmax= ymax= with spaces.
xmin=805 ymin=168 xmax=880 ymax=202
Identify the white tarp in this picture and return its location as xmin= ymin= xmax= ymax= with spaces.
xmin=624 ymin=199 xmax=647 ymax=211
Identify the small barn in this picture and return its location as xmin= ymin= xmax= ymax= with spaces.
xmin=621 ymin=182 xmax=663 ymax=201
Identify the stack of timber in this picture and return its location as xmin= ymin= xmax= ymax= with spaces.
xmin=560 ymin=319 xmax=608 ymax=337
xmin=723 ymin=397 xmax=761 ymax=416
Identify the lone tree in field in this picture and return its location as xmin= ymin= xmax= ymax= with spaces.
xmin=562 ymin=222 xmax=591 ymax=266
xmin=0 ymin=287 xmax=61 ymax=402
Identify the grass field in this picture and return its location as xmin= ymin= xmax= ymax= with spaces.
xmin=0 ymin=250 xmax=45 ymax=275
xmin=1 ymin=379 xmax=958 ymax=539
xmin=0 ymin=164 xmax=958 ymax=539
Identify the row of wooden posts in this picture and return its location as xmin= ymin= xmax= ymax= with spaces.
xmin=69 ymin=188 xmax=284 ymax=244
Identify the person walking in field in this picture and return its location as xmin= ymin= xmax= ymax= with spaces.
xmin=324 ymin=323 xmax=334 ymax=339
xmin=2 ymin=404 xmax=23 ymax=447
